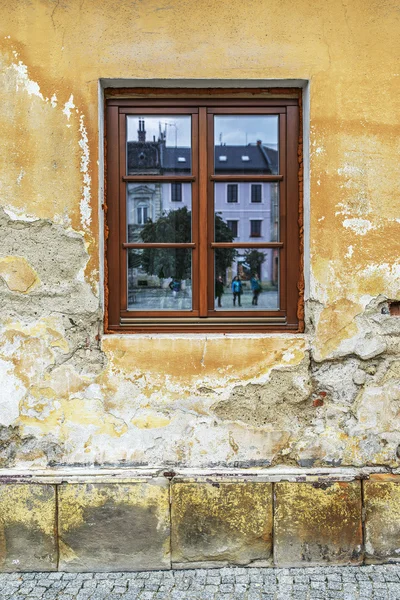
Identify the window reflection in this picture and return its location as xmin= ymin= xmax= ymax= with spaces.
xmin=214 ymin=116 xmax=279 ymax=175
xmin=214 ymin=182 xmax=279 ymax=243
xmin=127 ymin=182 xmax=192 ymax=243
xmin=214 ymin=249 xmax=279 ymax=311
xmin=127 ymin=116 xmax=191 ymax=175
xmin=128 ymin=249 xmax=192 ymax=311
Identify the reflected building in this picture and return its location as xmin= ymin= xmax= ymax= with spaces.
xmin=126 ymin=120 xmax=192 ymax=296
xmin=127 ymin=120 xmax=191 ymax=243
xmin=214 ymin=141 xmax=279 ymax=286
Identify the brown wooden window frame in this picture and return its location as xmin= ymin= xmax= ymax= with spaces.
xmin=105 ymin=89 xmax=304 ymax=333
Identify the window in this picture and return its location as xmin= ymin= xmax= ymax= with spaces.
xmin=227 ymin=184 xmax=238 ymax=203
xmin=251 ymin=184 xmax=262 ymax=203
xmin=105 ymin=91 xmax=302 ymax=332
xmin=250 ymin=220 xmax=262 ymax=237
xmin=137 ymin=205 xmax=149 ymax=225
xmin=227 ymin=220 xmax=238 ymax=238
xmin=171 ymin=182 xmax=182 ymax=202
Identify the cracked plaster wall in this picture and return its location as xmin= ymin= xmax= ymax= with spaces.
xmin=0 ymin=0 xmax=399 ymax=470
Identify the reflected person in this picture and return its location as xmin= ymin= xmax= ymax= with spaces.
xmin=169 ymin=278 xmax=181 ymax=298
xmin=231 ymin=275 xmax=243 ymax=307
xmin=251 ymin=273 xmax=262 ymax=306
xmin=215 ymin=275 xmax=224 ymax=308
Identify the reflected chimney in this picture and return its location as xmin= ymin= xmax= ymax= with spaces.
xmin=138 ymin=119 xmax=146 ymax=142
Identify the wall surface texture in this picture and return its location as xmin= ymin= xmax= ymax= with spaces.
xmin=0 ymin=0 xmax=399 ymax=568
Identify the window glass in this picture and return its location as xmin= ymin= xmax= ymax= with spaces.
xmin=171 ymin=182 xmax=182 ymax=202
xmin=128 ymin=249 xmax=192 ymax=311
xmin=251 ymin=184 xmax=262 ymax=203
xmin=214 ymin=248 xmax=279 ymax=310
xmin=227 ymin=184 xmax=238 ymax=203
xmin=226 ymin=220 xmax=238 ymax=238
xmin=127 ymin=116 xmax=191 ymax=175
xmin=127 ymin=182 xmax=192 ymax=243
xmin=214 ymin=115 xmax=279 ymax=175
xmin=214 ymin=182 xmax=279 ymax=243
xmin=250 ymin=220 xmax=262 ymax=237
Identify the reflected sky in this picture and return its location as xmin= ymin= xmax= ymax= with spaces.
xmin=215 ymin=116 xmax=278 ymax=148
xmin=127 ymin=116 xmax=191 ymax=147
xmin=127 ymin=115 xmax=278 ymax=148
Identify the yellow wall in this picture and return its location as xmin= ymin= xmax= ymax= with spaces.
xmin=0 ymin=0 xmax=399 ymax=469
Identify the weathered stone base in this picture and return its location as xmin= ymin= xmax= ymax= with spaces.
xmin=1 ymin=468 xmax=400 ymax=571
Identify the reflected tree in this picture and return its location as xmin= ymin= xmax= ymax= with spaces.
xmin=141 ymin=206 xmax=192 ymax=244
xmin=140 ymin=207 xmax=191 ymax=280
xmin=128 ymin=249 xmax=142 ymax=269
xmin=243 ymin=249 xmax=266 ymax=278
xmin=131 ymin=208 xmax=237 ymax=282
xmin=215 ymin=213 xmax=237 ymax=278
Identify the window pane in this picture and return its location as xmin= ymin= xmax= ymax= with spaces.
xmin=226 ymin=220 xmax=238 ymax=238
xmin=128 ymin=249 xmax=192 ymax=311
xmin=227 ymin=184 xmax=238 ymax=203
xmin=214 ymin=115 xmax=279 ymax=174
xmin=214 ymin=249 xmax=279 ymax=311
xmin=250 ymin=220 xmax=262 ymax=237
xmin=127 ymin=182 xmax=192 ymax=243
xmin=214 ymin=182 xmax=279 ymax=242
xmin=171 ymin=182 xmax=182 ymax=202
xmin=127 ymin=116 xmax=191 ymax=175
xmin=251 ymin=184 xmax=262 ymax=203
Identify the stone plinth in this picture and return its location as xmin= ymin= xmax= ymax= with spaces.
xmin=274 ymin=481 xmax=363 ymax=566
xmin=364 ymin=475 xmax=400 ymax=563
xmin=0 ymin=484 xmax=57 ymax=571
xmin=171 ymin=481 xmax=273 ymax=567
xmin=58 ymin=480 xmax=170 ymax=571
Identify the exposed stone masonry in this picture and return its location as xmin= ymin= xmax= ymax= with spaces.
xmin=0 ymin=474 xmax=399 ymax=571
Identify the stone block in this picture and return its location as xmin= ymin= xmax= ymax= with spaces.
xmin=0 ymin=484 xmax=57 ymax=571
xmin=274 ymin=481 xmax=362 ymax=566
xmin=171 ymin=482 xmax=272 ymax=567
xmin=58 ymin=480 xmax=170 ymax=571
xmin=364 ymin=475 xmax=400 ymax=563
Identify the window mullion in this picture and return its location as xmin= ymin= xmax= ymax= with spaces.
xmin=198 ymin=107 xmax=208 ymax=317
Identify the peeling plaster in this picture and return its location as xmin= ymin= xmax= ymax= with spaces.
xmin=0 ymin=0 xmax=400 ymax=472
xmin=78 ymin=115 xmax=92 ymax=229
xmin=0 ymin=359 xmax=25 ymax=427
xmin=62 ymin=94 xmax=75 ymax=121
xmin=343 ymin=218 xmax=374 ymax=235
xmin=11 ymin=60 xmax=44 ymax=100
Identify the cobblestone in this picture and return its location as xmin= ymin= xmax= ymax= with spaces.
xmin=1 ymin=566 xmax=400 ymax=598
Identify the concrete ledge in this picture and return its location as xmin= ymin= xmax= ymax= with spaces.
xmin=0 ymin=471 xmax=398 ymax=571
xmin=0 ymin=465 xmax=387 ymax=484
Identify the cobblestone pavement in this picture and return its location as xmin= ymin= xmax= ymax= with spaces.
xmin=1 ymin=565 xmax=400 ymax=599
